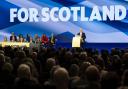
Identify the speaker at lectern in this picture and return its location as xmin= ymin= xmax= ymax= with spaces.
xmin=72 ymin=35 xmax=81 ymax=47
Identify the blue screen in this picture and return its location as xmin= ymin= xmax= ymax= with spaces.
xmin=0 ymin=0 xmax=128 ymax=43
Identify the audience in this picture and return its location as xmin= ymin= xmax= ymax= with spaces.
xmin=1 ymin=46 xmax=128 ymax=89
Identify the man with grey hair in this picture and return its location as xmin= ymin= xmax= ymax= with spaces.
xmin=53 ymin=67 xmax=69 ymax=89
xmin=46 ymin=58 xmax=56 ymax=71
xmin=14 ymin=64 xmax=40 ymax=89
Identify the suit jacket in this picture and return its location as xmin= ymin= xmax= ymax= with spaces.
xmin=10 ymin=36 xmax=17 ymax=41
xmin=77 ymin=32 xmax=86 ymax=42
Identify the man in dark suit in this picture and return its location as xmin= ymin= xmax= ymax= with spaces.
xmin=77 ymin=28 xmax=86 ymax=47
xmin=10 ymin=32 xmax=17 ymax=42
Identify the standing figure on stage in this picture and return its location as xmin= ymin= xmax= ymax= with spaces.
xmin=77 ymin=28 xmax=86 ymax=47
xmin=10 ymin=32 xmax=17 ymax=42
xmin=41 ymin=34 xmax=48 ymax=45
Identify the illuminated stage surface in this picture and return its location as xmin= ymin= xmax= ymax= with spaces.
xmin=0 ymin=42 xmax=30 ymax=47
xmin=0 ymin=42 xmax=128 ymax=51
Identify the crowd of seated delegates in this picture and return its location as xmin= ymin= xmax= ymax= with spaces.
xmin=1 ymin=46 xmax=128 ymax=89
xmin=4 ymin=32 xmax=56 ymax=46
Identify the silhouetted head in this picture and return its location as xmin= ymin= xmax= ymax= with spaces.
xmin=17 ymin=64 xmax=31 ymax=79
xmin=53 ymin=67 xmax=69 ymax=89
xmin=69 ymin=64 xmax=79 ymax=77
xmin=86 ymin=65 xmax=100 ymax=82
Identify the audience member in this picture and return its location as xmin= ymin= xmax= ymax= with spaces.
xmin=53 ymin=67 xmax=69 ymax=89
xmin=14 ymin=64 xmax=40 ymax=89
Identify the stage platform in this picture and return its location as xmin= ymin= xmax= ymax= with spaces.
xmin=55 ymin=43 xmax=128 ymax=51
xmin=0 ymin=42 xmax=128 ymax=51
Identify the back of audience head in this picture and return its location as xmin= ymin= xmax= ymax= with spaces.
xmin=23 ymin=59 xmax=39 ymax=78
xmin=17 ymin=51 xmax=26 ymax=59
xmin=79 ymin=62 xmax=91 ymax=78
xmin=122 ymin=69 xmax=128 ymax=86
xmin=101 ymin=71 xmax=119 ymax=89
xmin=111 ymin=55 xmax=122 ymax=70
xmin=53 ymin=67 xmax=69 ymax=89
xmin=0 ymin=53 xmax=5 ymax=64
xmin=69 ymin=64 xmax=79 ymax=77
xmin=32 ymin=52 xmax=37 ymax=60
xmin=17 ymin=64 xmax=31 ymax=79
xmin=95 ymin=55 xmax=105 ymax=70
xmin=79 ymin=51 xmax=87 ymax=60
xmin=86 ymin=57 xmax=95 ymax=65
xmin=2 ymin=62 xmax=13 ymax=74
xmin=50 ymin=65 xmax=60 ymax=80
xmin=85 ymin=65 xmax=100 ymax=82
xmin=46 ymin=58 xmax=56 ymax=70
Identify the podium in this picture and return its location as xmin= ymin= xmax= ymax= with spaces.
xmin=72 ymin=36 xmax=81 ymax=47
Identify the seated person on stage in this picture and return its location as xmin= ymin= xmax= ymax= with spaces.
xmin=36 ymin=37 xmax=41 ymax=44
xmin=49 ymin=33 xmax=56 ymax=45
xmin=19 ymin=37 xmax=24 ymax=42
xmin=26 ymin=34 xmax=31 ymax=42
xmin=3 ymin=36 xmax=7 ymax=42
xmin=30 ymin=37 xmax=34 ymax=43
xmin=10 ymin=32 xmax=17 ymax=42
xmin=41 ymin=34 xmax=48 ymax=45
xmin=77 ymin=28 xmax=86 ymax=46
xmin=18 ymin=34 xmax=24 ymax=42
xmin=34 ymin=34 xmax=39 ymax=43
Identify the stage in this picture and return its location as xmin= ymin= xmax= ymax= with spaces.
xmin=0 ymin=42 xmax=128 ymax=51
xmin=55 ymin=43 xmax=128 ymax=51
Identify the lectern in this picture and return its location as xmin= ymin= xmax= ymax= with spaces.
xmin=72 ymin=36 xmax=81 ymax=47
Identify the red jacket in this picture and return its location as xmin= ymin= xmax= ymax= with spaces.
xmin=41 ymin=35 xmax=48 ymax=44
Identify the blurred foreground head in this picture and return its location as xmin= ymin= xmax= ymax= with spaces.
xmin=53 ymin=67 xmax=69 ymax=89
xmin=86 ymin=65 xmax=100 ymax=82
xmin=17 ymin=64 xmax=31 ymax=79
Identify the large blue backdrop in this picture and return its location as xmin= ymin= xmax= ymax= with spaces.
xmin=0 ymin=0 xmax=128 ymax=43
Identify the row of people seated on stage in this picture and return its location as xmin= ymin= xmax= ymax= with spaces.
xmin=4 ymin=32 xmax=56 ymax=45
xmin=4 ymin=28 xmax=86 ymax=45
